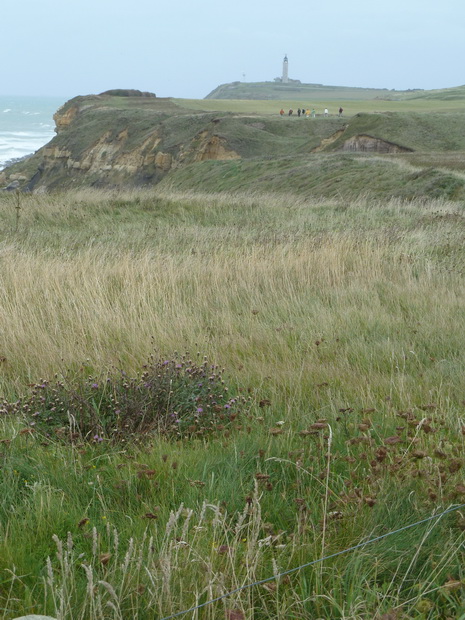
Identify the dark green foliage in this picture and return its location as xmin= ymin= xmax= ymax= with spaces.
xmin=99 ymin=89 xmax=156 ymax=97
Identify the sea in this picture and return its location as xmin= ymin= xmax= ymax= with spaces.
xmin=0 ymin=95 xmax=67 ymax=170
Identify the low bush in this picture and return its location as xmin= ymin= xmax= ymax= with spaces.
xmin=3 ymin=353 xmax=246 ymax=443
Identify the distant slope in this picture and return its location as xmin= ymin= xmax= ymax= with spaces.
xmin=402 ymin=84 xmax=465 ymax=101
xmin=205 ymin=81 xmax=423 ymax=101
xmin=205 ymin=81 xmax=465 ymax=102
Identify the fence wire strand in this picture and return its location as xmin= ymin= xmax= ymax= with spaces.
xmin=159 ymin=502 xmax=465 ymax=620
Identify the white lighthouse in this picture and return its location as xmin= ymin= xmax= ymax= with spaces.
xmin=282 ymin=55 xmax=289 ymax=83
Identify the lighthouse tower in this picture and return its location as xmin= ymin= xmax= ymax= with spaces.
xmin=282 ymin=55 xmax=289 ymax=83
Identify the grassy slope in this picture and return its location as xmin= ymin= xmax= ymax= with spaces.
xmin=326 ymin=112 xmax=465 ymax=152
xmin=1 ymin=190 xmax=465 ymax=617
xmin=204 ymin=81 xmax=433 ymax=101
xmin=169 ymin=100 xmax=465 ymax=201
xmin=161 ymin=155 xmax=465 ymax=202
xmin=2 ymin=90 xmax=465 ymax=199
xmin=177 ymin=95 xmax=465 ymax=114
xmin=202 ymin=80 xmax=465 ymax=106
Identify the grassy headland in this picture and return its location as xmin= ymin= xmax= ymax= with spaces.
xmin=2 ymin=85 xmax=465 ymax=195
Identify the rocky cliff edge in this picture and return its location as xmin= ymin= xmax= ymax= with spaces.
xmin=0 ymin=93 xmax=245 ymax=192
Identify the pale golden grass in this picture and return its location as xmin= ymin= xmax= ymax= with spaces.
xmin=1 ymin=199 xmax=464 ymax=413
xmin=39 ymin=487 xmax=305 ymax=619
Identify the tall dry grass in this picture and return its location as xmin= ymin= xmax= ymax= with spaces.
xmin=1 ymin=190 xmax=464 ymax=409
xmin=1 ymin=189 xmax=465 ymax=618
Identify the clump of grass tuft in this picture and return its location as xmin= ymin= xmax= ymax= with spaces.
xmin=4 ymin=353 xmax=246 ymax=443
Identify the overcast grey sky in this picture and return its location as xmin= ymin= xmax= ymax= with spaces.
xmin=2 ymin=0 xmax=464 ymax=99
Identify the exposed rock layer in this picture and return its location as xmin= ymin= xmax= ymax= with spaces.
xmin=1 ymin=96 xmax=243 ymax=191
xmin=340 ymin=134 xmax=413 ymax=154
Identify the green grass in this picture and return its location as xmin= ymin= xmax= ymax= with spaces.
xmin=178 ymin=82 xmax=465 ymax=114
xmin=160 ymin=154 xmax=465 ymax=201
xmin=1 ymin=189 xmax=465 ymax=617
xmin=202 ymin=81 xmax=465 ymax=105
xmin=179 ymin=95 xmax=465 ymax=115
xmin=182 ymin=95 xmax=465 ymax=114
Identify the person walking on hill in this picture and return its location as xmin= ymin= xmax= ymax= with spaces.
xmin=279 ymin=108 xmax=285 ymax=116
xmin=339 ymin=107 xmax=343 ymax=117
xmin=324 ymin=108 xmax=329 ymax=117
xmin=288 ymin=108 xmax=293 ymax=116
xmin=297 ymin=108 xmax=301 ymax=117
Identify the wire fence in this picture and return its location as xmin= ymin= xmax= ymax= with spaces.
xmin=159 ymin=502 xmax=465 ymax=620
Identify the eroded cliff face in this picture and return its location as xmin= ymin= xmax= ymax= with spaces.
xmin=54 ymin=104 xmax=78 ymax=131
xmin=0 ymin=95 xmax=241 ymax=192
xmin=192 ymin=132 xmax=240 ymax=162
xmin=42 ymin=130 xmax=166 ymax=175
xmin=0 ymin=95 xmax=427 ymax=193
xmin=312 ymin=128 xmax=413 ymax=154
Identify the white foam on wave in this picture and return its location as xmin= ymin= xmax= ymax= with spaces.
xmin=0 ymin=146 xmax=33 ymax=163
xmin=2 ymin=130 xmax=52 ymax=138
xmin=3 ymin=109 xmax=11 ymax=113
xmin=0 ymin=130 xmax=55 ymax=170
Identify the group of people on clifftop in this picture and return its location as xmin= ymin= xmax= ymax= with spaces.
xmin=279 ymin=107 xmax=344 ymax=118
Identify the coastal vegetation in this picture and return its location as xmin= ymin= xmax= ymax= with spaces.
xmin=2 ymin=83 xmax=465 ymax=194
xmin=1 ymin=87 xmax=465 ymax=618
xmin=1 ymin=186 xmax=465 ymax=618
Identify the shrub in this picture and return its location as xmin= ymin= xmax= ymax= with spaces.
xmin=3 ymin=353 xmax=246 ymax=443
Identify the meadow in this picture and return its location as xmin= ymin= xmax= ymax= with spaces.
xmin=176 ymin=89 xmax=465 ymax=116
xmin=1 ymin=187 xmax=465 ymax=618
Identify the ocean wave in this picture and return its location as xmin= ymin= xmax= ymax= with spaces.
xmin=1 ymin=130 xmax=53 ymax=138
xmin=0 ymin=133 xmax=54 ymax=169
xmin=3 ymin=109 xmax=12 ymax=113
xmin=0 ymin=146 xmax=34 ymax=158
